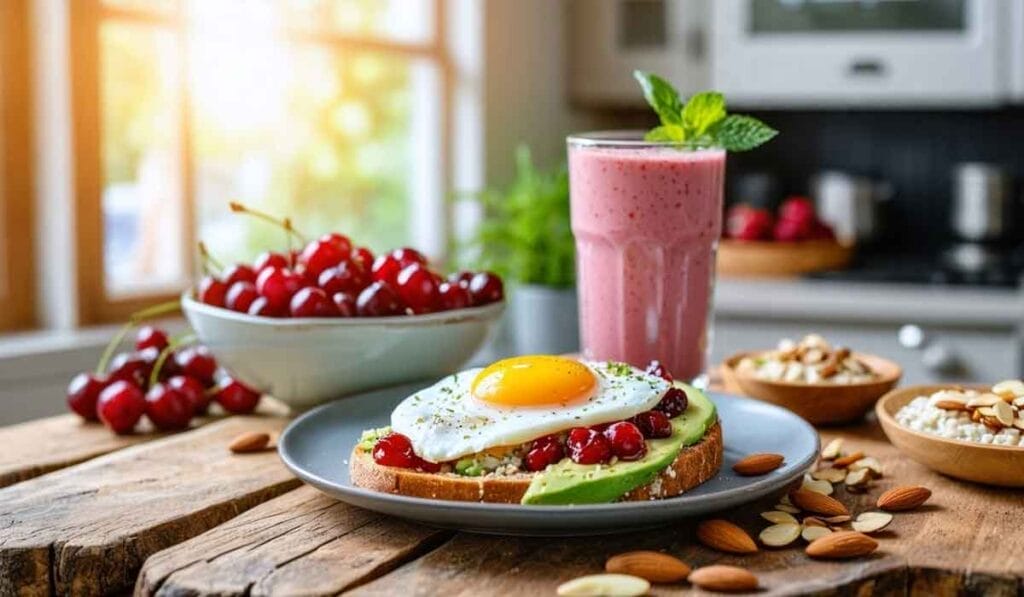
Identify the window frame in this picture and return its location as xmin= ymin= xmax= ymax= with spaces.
xmin=70 ymin=0 xmax=453 ymax=324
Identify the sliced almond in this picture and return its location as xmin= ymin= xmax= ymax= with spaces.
xmin=851 ymin=511 xmax=894 ymax=534
xmin=992 ymin=379 xmax=1024 ymax=399
xmin=1013 ymin=396 xmax=1024 ymax=408
xmin=993 ymin=400 xmax=1015 ymax=426
xmin=761 ymin=510 xmax=799 ymax=525
xmin=831 ymin=451 xmax=865 ymax=468
xmin=811 ymin=468 xmax=847 ymax=483
xmin=935 ymin=400 xmax=969 ymax=411
xmin=802 ymin=516 xmax=826 ymax=527
xmin=759 ymin=523 xmax=801 ymax=548
xmin=967 ymin=393 xmax=1002 ymax=409
xmin=1014 ymin=416 xmax=1024 ymax=431
xmin=844 ymin=468 xmax=871 ymax=488
xmin=556 ymin=574 xmax=649 ymax=597
xmin=822 ymin=514 xmax=852 ymax=524
xmin=801 ymin=477 xmax=834 ymax=496
xmin=821 ymin=438 xmax=844 ymax=460
xmin=976 ymin=406 xmax=997 ymax=417
xmin=849 ymin=457 xmax=884 ymax=478
xmin=774 ymin=503 xmax=801 ymax=514
xmin=801 ymin=525 xmax=832 ymax=542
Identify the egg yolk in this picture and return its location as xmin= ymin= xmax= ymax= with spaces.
xmin=471 ymin=355 xmax=597 ymax=407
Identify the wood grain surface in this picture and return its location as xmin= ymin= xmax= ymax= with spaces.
xmin=0 ymin=414 xmax=299 ymax=596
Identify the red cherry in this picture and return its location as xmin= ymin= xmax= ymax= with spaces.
xmin=524 ymin=435 xmax=565 ymax=471
xmin=447 ymin=271 xmax=474 ymax=289
xmin=222 ymin=264 xmax=257 ymax=286
xmin=371 ymin=254 xmax=403 ymax=285
xmin=772 ymin=216 xmax=811 ymax=242
xmin=256 ymin=267 xmax=302 ymax=313
xmin=254 ymin=251 xmax=289 ymax=273
xmin=289 ymin=287 xmax=338 ymax=318
xmin=726 ymin=204 xmax=774 ymax=242
xmin=468 ymin=272 xmax=504 ymax=305
xmin=226 ymin=281 xmax=259 ymax=313
xmin=174 ymin=346 xmax=217 ymax=386
xmin=145 ymin=383 xmax=194 ymax=430
xmin=655 ymin=387 xmax=689 ymax=418
xmin=198 ymin=276 xmax=228 ymax=308
xmin=372 ymin=432 xmax=417 ymax=468
xmin=395 ymin=264 xmax=440 ymax=314
xmin=566 ymin=427 xmax=612 ymax=464
xmin=247 ymin=296 xmax=282 ymax=317
xmin=135 ymin=326 xmax=169 ymax=352
xmin=645 ymin=360 xmax=673 ymax=383
xmin=67 ymin=373 xmax=108 ymax=421
xmin=356 ymin=281 xmax=404 ymax=316
xmin=97 ymin=380 xmax=146 ymax=434
xmin=166 ymin=375 xmax=209 ymax=415
xmin=321 ymin=232 xmax=352 ymax=256
xmin=437 ymin=282 xmax=472 ymax=311
xmin=318 ymin=260 xmax=368 ymax=296
xmin=778 ymin=196 xmax=816 ymax=226
xmin=351 ymin=246 xmax=374 ymax=272
xmin=603 ymin=421 xmax=647 ymax=461
xmin=391 ymin=247 xmax=427 ymax=267
xmin=215 ymin=378 xmax=261 ymax=413
xmin=332 ymin=292 xmax=356 ymax=317
xmin=108 ymin=351 xmax=152 ymax=387
xmin=631 ymin=410 xmax=672 ymax=439
xmin=299 ymin=237 xmax=347 ymax=279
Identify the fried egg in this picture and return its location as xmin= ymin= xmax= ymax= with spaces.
xmin=390 ymin=356 xmax=671 ymax=462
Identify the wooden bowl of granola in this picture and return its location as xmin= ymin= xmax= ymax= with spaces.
xmin=876 ymin=383 xmax=1024 ymax=487
xmin=721 ymin=341 xmax=901 ymax=425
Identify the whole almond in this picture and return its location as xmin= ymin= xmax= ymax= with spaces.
xmin=877 ymin=485 xmax=932 ymax=511
xmin=789 ymin=488 xmax=849 ymax=517
xmin=805 ymin=530 xmax=878 ymax=559
xmin=229 ymin=431 xmax=270 ymax=454
xmin=688 ymin=565 xmax=758 ymax=593
xmin=605 ymin=551 xmax=690 ymax=583
xmin=696 ymin=519 xmax=758 ymax=554
xmin=732 ymin=453 xmax=785 ymax=476
xmin=831 ymin=451 xmax=865 ymax=468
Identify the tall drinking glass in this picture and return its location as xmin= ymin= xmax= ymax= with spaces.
xmin=567 ymin=131 xmax=725 ymax=382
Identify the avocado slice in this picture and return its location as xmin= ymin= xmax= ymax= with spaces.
xmin=521 ymin=385 xmax=717 ymax=505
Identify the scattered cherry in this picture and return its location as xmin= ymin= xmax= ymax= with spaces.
xmin=108 ymin=351 xmax=152 ymax=387
xmin=289 ymin=287 xmax=337 ymax=318
xmin=395 ymin=264 xmax=440 ymax=314
xmin=566 ymin=427 xmax=612 ymax=465
xmin=468 ymin=272 xmax=504 ymax=305
xmin=372 ymin=432 xmax=417 ymax=467
xmin=631 ymin=410 xmax=672 ymax=439
xmin=167 ymin=375 xmax=209 ymax=415
xmin=351 ymin=246 xmax=374 ymax=272
xmin=198 ymin=276 xmax=228 ymax=308
xmin=356 ymin=282 xmax=405 ymax=317
xmin=135 ymin=326 xmax=169 ymax=352
xmin=145 ymin=383 xmax=194 ymax=430
xmin=645 ymin=360 xmax=673 ymax=383
xmin=655 ymin=387 xmax=689 ymax=418
xmin=318 ymin=260 xmax=367 ymax=296
xmin=437 ymin=282 xmax=472 ymax=310
xmin=256 ymin=267 xmax=303 ymax=313
xmin=97 ymin=380 xmax=146 ymax=434
xmin=174 ymin=346 xmax=217 ymax=386
xmin=332 ymin=292 xmax=356 ymax=317
xmin=254 ymin=251 xmax=289 ymax=273
xmin=222 ymin=264 xmax=257 ymax=286
xmin=603 ymin=421 xmax=647 ymax=461
xmin=66 ymin=373 xmax=108 ymax=421
xmin=371 ymin=254 xmax=403 ymax=285
xmin=215 ymin=378 xmax=261 ymax=414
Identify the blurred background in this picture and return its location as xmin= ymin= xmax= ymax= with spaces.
xmin=1 ymin=0 xmax=1023 ymax=423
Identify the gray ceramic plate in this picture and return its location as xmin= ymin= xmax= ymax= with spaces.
xmin=279 ymin=381 xmax=819 ymax=536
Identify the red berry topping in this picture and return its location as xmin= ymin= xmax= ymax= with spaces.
xmin=332 ymin=292 xmax=357 ymax=317
xmin=372 ymin=432 xmax=417 ymax=468
xmin=135 ymin=326 xmax=169 ymax=352
xmin=215 ymin=378 xmax=261 ymax=414
xmin=222 ymin=264 xmax=257 ymax=286
xmin=468 ymin=272 xmax=504 ymax=305
xmin=299 ymin=236 xmax=348 ymax=279
xmin=603 ymin=421 xmax=647 ymax=461
xmin=318 ymin=260 xmax=368 ymax=296
xmin=371 ymin=254 xmax=403 ymax=285
xmin=437 ymin=281 xmax=472 ymax=311
xmin=66 ymin=373 xmax=108 ymax=421
xmin=566 ymin=427 xmax=612 ymax=465
xmin=289 ymin=287 xmax=338 ymax=318
xmin=167 ymin=375 xmax=209 ymax=415
xmin=174 ymin=346 xmax=217 ymax=386
xmin=198 ymin=275 xmax=228 ymax=308
xmin=97 ymin=380 xmax=146 ymax=434
xmin=226 ymin=281 xmax=259 ymax=313
xmin=247 ymin=296 xmax=281 ymax=317
xmin=145 ymin=383 xmax=194 ymax=430
xmin=351 ymin=246 xmax=374 ymax=272
xmin=631 ymin=410 xmax=672 ymax=439
xmin=645 ymin=360 xmax=673 ymax=383
xmin=391 ymin=247 xmax=427 ymax=267
xmin=356 ymin=281 xmax=405 ymax=316
xmin=524 ymin=435 xmax=565 ymax=471
xmin=254 ymin=251 xmax=289 ymax=273
xmin=655 ymin=387 xmax=689 ymax=418
xmin=256 ymin=267 xmax=303 ymax=312
xmin=108 ymin=351 xmax=152 ymax=387
xmin=395 ymin=264 xmax=440 ymax=314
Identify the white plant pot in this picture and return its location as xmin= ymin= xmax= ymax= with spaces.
xmin=511 ymin=285 xmax=579 ymax=355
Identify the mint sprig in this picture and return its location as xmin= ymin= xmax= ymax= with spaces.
xmin=633 ymin=70 xmax=777 ymax=151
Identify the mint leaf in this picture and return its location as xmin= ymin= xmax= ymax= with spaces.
xmin=682 ymin=91 xmax=726 ymax=137
xmin=713 ymin=114 xmax=778 ymax=152
xmin=633 ymin=70 xmax=683 ymax=128
xmin=644 ymin=125 xmax=684 ymax=143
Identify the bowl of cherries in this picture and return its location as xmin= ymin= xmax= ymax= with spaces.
xmin=182 ymin=206 xmax=505 ymax=410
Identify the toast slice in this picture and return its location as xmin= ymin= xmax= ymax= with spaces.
xmin=349 ymin=420 xmax=722 ymax=504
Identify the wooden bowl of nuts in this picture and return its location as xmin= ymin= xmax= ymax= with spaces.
xmin=721 ymin=335 xmax=902 ymax=425
xmin=876 ymin=381 xmax=1024 ymax=487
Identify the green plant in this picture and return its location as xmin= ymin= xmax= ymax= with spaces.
xmin=459 ymin=146 xmax=574 ymax=288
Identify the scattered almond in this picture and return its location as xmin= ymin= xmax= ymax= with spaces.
xmin=821 ymin=438 xmax=843 ymax=460
xmin=789 ymin=488 xmax=849 ymax=517
xmin=802 ymin=516 xmax=826 ymax=527
xmin=851 ymin=511 xmax=894 ymax=534
xmin=775 ymin=503 xmax=801 ymax=514
xmin=605 ymin=551 xmax=690 ymax=583
xmin=556 ymin=574 xmax=649 ymax=597
xmin=811 ymin=468 xmax=847 ymax=483
xmin=844 ymin=468 xmax=871 ymax=488
xmin=688 ymin=565 xmax=758 ymax=593
xmin=877 ymin=486 xmax=932 ymax=511
xmin=801 ymin=476 xmax=834 ymax=496
xmin=822 ymin=514 xmax=852 ymax=524
xmin=759 ymin=523 xmax=801 ymax=547
xmin=696 ymin=519 xmax=758 ymax=554
xmin=831 ymin=451 xmax=865 ymax=468
xmin=966 ymin=394 xmax=1002 ymax=409
xmin=849 ymin=457 xmax=883 ymax=477
xmin=732 ymin=453 xmax=785 ymax=476
xmin=992 ymin=379 xmax=1024 ymax=398
xmin=229 ymin=431 xmax=270 ymax=453
xmin=805 ymin=530 xmax=878 ymax=559
xmin=761 ymin=510 xmax=798 ymax=525
xmin=801 ymin=525 xmax=832 ymax=542
xmin=993 ymin=400 xmax=1015 ymax=426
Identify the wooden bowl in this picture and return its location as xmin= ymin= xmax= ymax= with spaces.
xmin=717 ymin=239 xmax=854 ymax=278
xmin=720 ymin=351 xmax=901 ymax=425
xmin=876 ymin=385 xmax=1024 ymax=487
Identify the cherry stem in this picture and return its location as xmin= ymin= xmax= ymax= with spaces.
xmin=94 ymin=300 xmax=182 ymax=376
xmin=197 ymin=241 xmax=223 ymax=275
xmin=229 ymin=201 xmax=308 ymax=244
xmin=148 ymin=332 xmax=197 ymax=388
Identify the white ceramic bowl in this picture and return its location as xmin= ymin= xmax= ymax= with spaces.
xmin=182 ymin=294 xmax=505 ymax=410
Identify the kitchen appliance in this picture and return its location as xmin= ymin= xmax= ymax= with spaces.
xmin=811 ymin=170 xmax=891 ymax=244
xmin=945 ymin=162 xmax=1018 ymax=274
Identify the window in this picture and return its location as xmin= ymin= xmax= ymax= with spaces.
xmin=72 ymin=0 xmax=450 ymax=323
xmin=0 ymin=0 xmax=36 ymax=332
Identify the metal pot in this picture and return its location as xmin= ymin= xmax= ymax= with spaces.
xmin=811 ymin=170 xmax=891 ymax=244
xmin=951 ymin=163 xmax=1014 ymax=242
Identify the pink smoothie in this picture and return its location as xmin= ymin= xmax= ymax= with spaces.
xmin=568 ymin=141 xmax=725 ymax=380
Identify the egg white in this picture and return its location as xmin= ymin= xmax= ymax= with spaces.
xmin=390 ymin=360 xmax=671 ymax=462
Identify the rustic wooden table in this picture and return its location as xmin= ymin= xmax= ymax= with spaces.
xmin=1 ymin=397 xmax=1021 ymax=596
